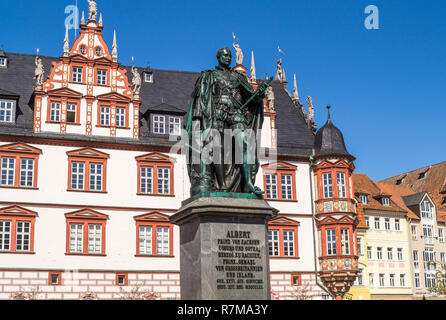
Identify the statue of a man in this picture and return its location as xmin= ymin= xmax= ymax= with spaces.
xmin=266 ymin=86 xmax=275 ymax=112
xmin=232 ymin=42 xmax=244 ymax=66
xmin=88 ymin=0 xmax=97 ymax=21
xmin=131 ymin=66 xmax=142 ymax=98
xmin=186 ymin=47 xmax=269 ymax=197
xmin=275 ymin=58 xmax=283 ymax=81
xmin=35 ymin=56 xmax=44 ymax=90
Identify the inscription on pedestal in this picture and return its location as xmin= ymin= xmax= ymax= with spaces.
xmin=215 ymin=231 xmax=265 ymax=291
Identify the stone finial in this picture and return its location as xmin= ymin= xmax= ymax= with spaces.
xmin=293 ymin=74 xmax=299 ymax=101
xmin=88 ymin=0 xmax=98 ymax=21
xmin=250 ymin=51 xmax=256 ymax=83
xmin=282 ymin=67 xmax=286 ymax=82
xmin=99 ymin=13 xmax=103 ymax=26
xmin=307 ymin=96 xmax=314 ymax=123
xmin=81 ymin=11 xmax=85 ymax=24
xmin=112 ymin=30 xmax=118 ymax=62
xmin=63 ymin=24 xmax=70 ymax=57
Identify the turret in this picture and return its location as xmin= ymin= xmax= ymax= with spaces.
xmin=312 ymin=106 xmax=359 ymax=300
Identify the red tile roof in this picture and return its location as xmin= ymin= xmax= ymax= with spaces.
xmin=374 ymin=182 xmax=419 ymax=220
xmin=380 ymin=161 xmax=446 ymax=212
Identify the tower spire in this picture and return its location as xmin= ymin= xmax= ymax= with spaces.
xmin=250 ymin=51 xmax=256 ymax=83
xmin=293 ymin=74 xmax=299 ymax=101
xmin=81 ymin=11 xmax=85 ymax=24
xmin=112 ymin=30 xmax=118 ymax=62
xmin=327 ymin=105 xmax=331 ymax=122
xmin=63 ymin=24 xmax=70 ymax=57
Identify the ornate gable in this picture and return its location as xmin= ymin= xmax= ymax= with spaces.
xmin=135 ymin=152 xmax=175 ymax=164
xmin=262 ymin=161 xmax=297 ymax=171
xmin=66 ymin=147 xmax=109 ymax=159
xmin=134 ymin=212 xmax=170 ymax=223
xmin=269 ymin=216 xmax=300 ymax=226
xmin=0 ymin=143 xmax=41 ymax=155
xmin=0 ymin=205 xmax=38 ymax=217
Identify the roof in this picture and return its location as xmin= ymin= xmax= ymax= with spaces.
xmin=0 ymin=52 xmax=315 ymax=157
xmin=0 ymin=88 xmax=19 ymax=97
xmin=375 ymin=181 xmax=419 ymax=219
xmin=145 ymin=103 xmax=186 ymax=115
xmin=352 ymin=173 xmax=407 ymax=214
xmin=380 ymin=161 xmax=446 ymax=212
xmin=314 ymin=109 xmax=353 ymax=159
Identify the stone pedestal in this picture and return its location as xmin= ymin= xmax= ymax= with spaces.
xmin=170 ymin=197 xmax=278 ymax=300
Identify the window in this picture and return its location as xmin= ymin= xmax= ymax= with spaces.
xmin=421 ymin=201 xmax=433 ymax=220
xmin=50 ymin=102 xmax=61 ymax=122
xmin=439 ymin=228 xmax=445 ymax=243
xmin=134 ymin=212 xmax=174 ymax=257
xmin=399 ymin=274 xmax=405 ymax=287
xmin=336 ymin=172 xmax=346 ymax=198
xmin=169 ymin=116 xmax=182 ymax=135
xmin=0 ymin=100 xmax=14 ymax=123
xmin=49 ymin=272 xmax=62 ymax=285
xmin=262 ymin=162 xmax=297 ymax=201
xmin=379 ymin=274 xmax=385 ymax=287
xmin=355 ymin=268 xmax=364 ymax=286
xmin=0 ymin=57 xmax=7 ymax=67
xmin=67 ymin=148 xmax=109 ymax=193
xmin=0 ymin=143 xmax=40 ymax=189
xmin=66 ymin=104 xmax=77 ymax=124
xmin=65 ymin=209 xmax=108 ymax=255
xmin=394 ymin=219 xmax=401 ymax=231
xmin=144 ymin=72 xmax=153 ymax=83
xmin=322 ymin=173 xmax=333 ymax=198
xmin=369 ymin=273 xmax=374 ymax=287
xmin=357 ymin=236 xmax=363 ymax=256
xmin=291 ymin=274 xmax=302 ymax=286
xmin=411 ymin=225 xmax=418 ymax=240
xmin=374 ymin=217 xmax=380 ymax=230
xmin=95 ymin=47 xmax=102 ymax=56
xmin=381 ymin=197 xmax=390 ymax=206
xmin=396 ymin=176 xmax=405 ymax=185
xmin=425 ymin=272 xmax=436 ymax=289
xmin=136 ymin=153 xmax=175 ymax=196
xmin=0 ymin=206 xmax=37 ymax=253
xmin=367 ymin=246 xmax=372 ymax=260
xmin=326 ymin=229 xmax=336 ymax=256
xmin=387 ymin=247 xmax=394 ymax=261
xmin=153 ymin=115 xmax=166 ymax=134
xmin=365 ymin=216 xmax=369 ymax=227
xmin=341 ymin=229 xmax=350 ymax=255
xmin=389 ymin=274 xmax=395 ymax=287
xmin=97 ymin=69 xmax=107 ymax=85
xmin=413 ymin=250 xmax=419 ymax=270
xmin=414 ymin=273 xmax=421 ymax=288
xmin=397 ymin=248 xmax=403 ymax=261
xmin=72 ymin=67 xmax=83 ymax=83
xmin=80 ymin=46 xmax=86 ymax=54
xmin=100 ymin=106 xmax=110 ymax=126
xmin=116 ymin=273 xmax=128 ymax=286
xmin=376 ymin=247 xmax=383 ymax=260
xmin=423 ymin=248 xmax=436 ymax=271
xmin=384 ymin=218 xmax=391 ymax=230
xmin=418 ymin=169 xmax=429 ymax=180
xmin=359 ymin=194 xmax=368 ymax=204
xmin=268 ymin=217 xmax=299 ymax=258
xmin=116 ymin=107 xmax=126 ymax=128
xmin=423 ymin=224 xmax=434 ymax=245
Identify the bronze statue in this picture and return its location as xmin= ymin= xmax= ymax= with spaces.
xmin=186 ymin=47 xmax=271 ymax=198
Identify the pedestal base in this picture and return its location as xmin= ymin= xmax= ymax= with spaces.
xmin=170 ymin=197 xmax=278 ymax=300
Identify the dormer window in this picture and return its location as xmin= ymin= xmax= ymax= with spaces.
xmin=0 ymin=100 xmax=14 ymax=123
xmin=144 ymin=72 xmax=153 ymax=83
xmin=152 ymin=115 xmax=165 ymax=134
xmin=80 ymin=45 xmax=86 ymax=55
xmin=359 ymin=194 xmax=368 ymax=205
xmin=169 ymin=116 xmax=182 ymax=135
xmin=381 ymin=197 xmax=390 ymax=206
xmin=418 ymin=169 xmax=429 ymax=180
xmin=396 ymin=176 xmax=406 ymax=185
xmin=0 ymin=57 xmax=7 ymax=68
xmin=95 ymin=47 xmax=102 ymax=56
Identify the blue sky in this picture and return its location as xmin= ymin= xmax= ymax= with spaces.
xmin=0 ymin=0 xmax=445 ymax=181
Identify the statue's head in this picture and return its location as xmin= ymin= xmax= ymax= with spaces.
xmin=216 ymin=47 xmax=232 ymax=69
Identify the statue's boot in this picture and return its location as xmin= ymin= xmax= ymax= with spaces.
xmin=243 ymin=163 xmax=264 ymax=196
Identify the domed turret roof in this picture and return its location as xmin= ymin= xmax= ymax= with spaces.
xmin=314 ymin=106 xmax=354 ymax=159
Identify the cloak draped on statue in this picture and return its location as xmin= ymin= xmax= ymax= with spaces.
xmin=185 ymin=68 xmax=265 ymax=197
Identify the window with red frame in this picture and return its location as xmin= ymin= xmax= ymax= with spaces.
xmin=262 ymin=162 xmax=297 ymax=201
xmin=65 ymin=209 xmax=108 ymax=255
xmin=67 ymin=148 xmax=109 ymax=193
xmin=134 ymin=212 xmax=174 ymax=257
xmin=116 ymin=273 xmax=128 ymax=286
xmin=136 ymin=153 xmax=175 ymax=196
xmin=291 ymin=273 xmax=302 ymax=286
xmin=48 ymin=272 xmax=62 ymax=285
xmin=268 ymin=217 xmax=300 ymax=258
xmin=0 ymin=206 xmax=37 ymax=253
xmin=0 ymin=143 xmax=41 ymax=189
